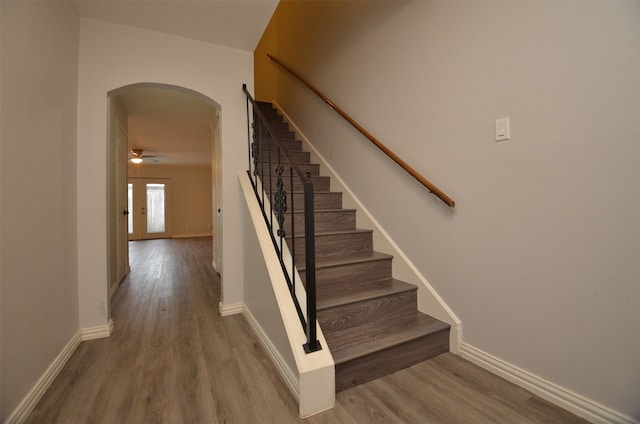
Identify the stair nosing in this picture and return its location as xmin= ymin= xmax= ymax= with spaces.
xmin=289 ymin=228 xmax=372 ymax=239
xmin=290 ymin=208 xmax=356 ymax=215
xmin=263 ymin=175 xmax=330 ymax=181
xmin=328 ymin=314 xmax=451 ymax=365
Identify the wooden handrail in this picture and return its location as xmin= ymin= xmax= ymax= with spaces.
xmin=267 ymin=54 xmax=455 ymax=208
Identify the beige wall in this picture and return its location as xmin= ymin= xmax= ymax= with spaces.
xmin=256 ymin=1 xmax=639 ymax=419
xmin=0 ymin=1 xmax=79 ymax=420
xmin=128 ymin=164 xmax=213 ymax=238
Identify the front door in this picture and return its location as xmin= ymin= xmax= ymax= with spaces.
xmin=128 ymin=178 xmax=172 ymax=240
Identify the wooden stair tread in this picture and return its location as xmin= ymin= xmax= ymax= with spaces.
xmin=317 ymin=278 xmax=415 ymax=310
xmin=290 ymin=208 xmax=356 ymax=215
xmin=299 ymin=251 xmax=392 ymax=272
xmin=288 ymin=190 xmax=338 ymax=194
xmin=290 ymin=228 xmax=372 ymax=238
xmin=326 ymin=312 xmax=450 ymax=365
xmin=289 ymin=228 xmax=373 ymax=264
xmin=286 ymin=191 xmax=341 ymax=197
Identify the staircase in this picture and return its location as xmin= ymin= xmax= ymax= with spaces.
xmin=255 ymin=101 xmax=450 ymax=392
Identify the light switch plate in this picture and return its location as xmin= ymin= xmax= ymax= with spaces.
xmin=496 ymin=117 xmax=510 ymax=141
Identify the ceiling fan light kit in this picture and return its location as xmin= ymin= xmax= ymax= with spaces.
xmin=128 ymin=148 xmax=159 ymax=164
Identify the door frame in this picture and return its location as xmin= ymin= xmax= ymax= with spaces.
xmin=107 ymin=83 xmax=222 ymax=316
xmin=116 ymin=120 xmax=130 ymax=283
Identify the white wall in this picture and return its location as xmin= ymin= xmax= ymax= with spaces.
xmin=0 ymin=1 xmax=79 ymax=419
xmin=77 ymin=18 xmax=253 ymax=327
xmin=255 ymin=1 xmax=639 ymax=420
xmin=128 ymin=164 xmax=213 ymax=238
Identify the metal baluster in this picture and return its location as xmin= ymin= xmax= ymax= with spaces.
xmin=243 ymin=85 xmax=320 ymax=353
xmin=290 ymin=166 xmax=295 ymax=296
xmin=245 ymin=87 xmax=251 ymax=181
xmin=267 ymin=124 xmax=273 ymax=232
xmin=275 ymin=152 xmax=287 ymax=274
xmin=303 ymin=171 xmax=320 ymax=352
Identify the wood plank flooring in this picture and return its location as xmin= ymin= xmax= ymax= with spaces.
xmin=26 ymin=237 xmax=589 ymax=423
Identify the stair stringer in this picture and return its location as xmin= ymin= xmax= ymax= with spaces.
xmin=239 ymin=172 xmax=335 ymax=417
xmin=273 ymin=101 xmax=463 ymax=354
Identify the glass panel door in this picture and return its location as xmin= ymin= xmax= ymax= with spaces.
xmin=128 ymin=183 xmax=134 ymax=235
xmin=128 ymin=178 xmax=171 ymax=240
xmin=146 ymin=183 xmax=166 ymax=233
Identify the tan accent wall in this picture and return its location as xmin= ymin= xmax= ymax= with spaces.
xmin=128 ymin=164 xmax=213 ymax=238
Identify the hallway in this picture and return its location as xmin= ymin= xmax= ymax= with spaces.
xmin=26 ymin=238 xmax=587 ymax=423
xmin=26 ymin=237 xmax=301 ymax=423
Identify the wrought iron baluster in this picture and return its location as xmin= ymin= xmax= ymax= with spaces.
xmin=267 ymin=126 xmax=273 ymax=232
xmin=275 ymin=161 xmax=288 ymax=276
xmin=289 ymin=166 xmax=295 ymax=296
xmin=303 ymin=171 xmax=320 ymax=352
xmin=251 ymin=121 xmax=260 ymax=177
xmin=243 ymin=85 xmax=321 ymax=354
xmin=246 ymin=92 xmax=252 ymax=181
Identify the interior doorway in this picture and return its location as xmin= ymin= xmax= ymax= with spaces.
xmin=106 ymin=83 xmax=222 ymax=300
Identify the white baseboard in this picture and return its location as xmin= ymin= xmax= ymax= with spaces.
xmin=7 ymin=320 xmax=115 ymax=423
xmin=218 ymin=301 xmax=243 ymax=317
xmin=460 ymin=343 xmax=637 ymax=424
xmin=80 ymin=319 xmax=114 ymax=341
xmin=109 ymin=280 xmax=120 ymax=299
xmin=172 ymin=233 xmax=213 ymax=239
xmin=242 ymin=305 xmax=300 ymax=401
xmin=5 ymin=331 xmax=82 ymax=424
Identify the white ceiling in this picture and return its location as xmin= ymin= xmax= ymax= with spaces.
xmin=117 ymin=87 xmax=217 ymax=166
xmin=76 ymin=0 xmax=279 ymax=166
xmin=74 ymin=0 xmax=279 ymax=52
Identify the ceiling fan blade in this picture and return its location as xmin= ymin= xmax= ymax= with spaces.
xmin=128 ymin=149 xmax=162 ymax=163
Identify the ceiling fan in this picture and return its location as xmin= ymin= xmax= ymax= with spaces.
xmin=128 ymin=148 xmax=160 ymax=164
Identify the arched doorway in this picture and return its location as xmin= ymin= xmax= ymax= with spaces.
xmin=106 ymin=83 xmax=222 ymax=306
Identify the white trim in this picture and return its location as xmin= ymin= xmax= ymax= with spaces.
xmin=171 ymin=233 xmax=213 ymax=239
xmin=460 ymin=343 xmax=638 ymax=424
xmin=242 ymin=304 xmax=300 ymax=400
xmin=218 ymin=301 xmax=243 ymax=317
xmin=239 ymin=171 xmax=335 ymax=417
xmin=5 ymin=331 xmax=82 ymax=424
xmin=109 ymin=280 xmax=120 ymax=299
xmin=80 ymin=319 xmax=114 ymax=341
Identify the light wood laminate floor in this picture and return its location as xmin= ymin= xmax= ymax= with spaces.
xmin=27 ymin=237 xmax=588 ymax=423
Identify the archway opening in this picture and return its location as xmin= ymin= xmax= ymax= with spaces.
xmin=106 ymin=83 xmax=222 ymax=311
